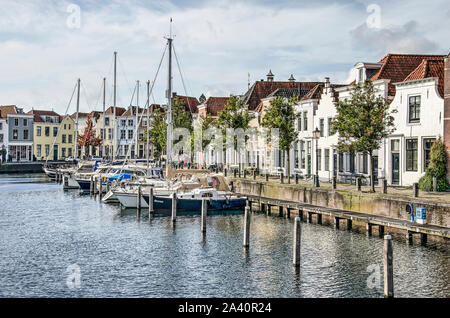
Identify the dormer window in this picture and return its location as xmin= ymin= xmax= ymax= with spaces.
xmin=358 ymin=68 xmax=365 ymax=83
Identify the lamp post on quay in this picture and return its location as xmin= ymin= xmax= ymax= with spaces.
xmin=313 ymin=127 xmax=320 ymax=187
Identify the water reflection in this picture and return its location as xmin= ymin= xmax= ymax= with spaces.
xmin=0 ymin=174 xmax=448 ymax=298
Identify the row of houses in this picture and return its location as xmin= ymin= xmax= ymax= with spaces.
xmin=199 ymin=53 xmax=450 ymax=187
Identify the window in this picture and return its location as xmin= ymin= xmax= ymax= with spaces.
xmin=328 ymin=118 xmax=332 ymax=136
xmin=391 ymin=140 xmax=399 ymax=152
xmin=68 ymin=134 xmax=73 ymax=144
xmin=294 ymin=142 xmax=299 ymax=168
xmin=128 ymin=119 xmax=133 ymax=126
xmin=300 ymin=141 xmax=305 ymax=169
xmin=45 ymin=127 xmax=50 ymax=137
xmin=62 ymin=148 xmax=66 ymax=158
xmin=358 ymin=153 xmax=368 ymax=174
xmin=128 ymin=130 xmax=133 ymax=140
xmin=358 ymin=68 xmax=364 ymax=83
xmin=121 ymin=120 xmax=126 ymax=126
xmin=408 ymin=96 xmax=420 ymax=123
xmin=339 ymin=153 xmax=344 ymax=172
xmin=303 ymin=112 xmax=308 ymax=131
xmin=14 ymin=118 xmax=18 ymax=126
xmin=0 ymin=134 xmax=3 ymax=143
xmin=0 ymin=122 xmax=2 ymax=130
xmin=100 ymin=129 xmax=104 ymax=139
xmin=37 ymin=145 xmax=42 ymax=157
xmin=13 ymin=129 xmax=18 ymax=140
xmin=53 ymin=127 xmax=58 ymax=137
xmin=105 ymin=118 xmax=110 ymax=126
xmin=325 ymin=149 xmax=330 ymax=171
xmin=423 ymin=138 xmax=435 ymax=170
xmin=406 ymin=139 xmax=418 ymax=171
xmin=297 ymin=117 xmax=301 ymax=131
xmin=23 ymin=130 xmax=29 ymax=140
xmin=23 ymin=119 xmax=28 ymax=126
xmin=37 ymin=126 xmax=42 ymax=136
xmin=62 ymin=134 xmax=67 ymax=143
xmin=120 ymin=130 xmax=126 ymax=140
xmin=68 ymin=148 xmax=72 ymax=157
xmin=68 ymin=124 xmax=71 ymax=130
xmin=317 ymin=149 xmax=322 ymax=170
xmin=45 ymin=145 xmax=50 ymax=157
xmin=108 ymin=128 xmax=112 ymax=140
xmin=319 ymin=119 xmax=324 ymax=137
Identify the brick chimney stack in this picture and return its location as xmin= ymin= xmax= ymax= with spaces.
xmin=444 ymin=54 xmax=450 ymax=178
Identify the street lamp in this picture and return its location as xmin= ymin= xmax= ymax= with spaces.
xmin=313 ymin=127 xmax=320 ymax=187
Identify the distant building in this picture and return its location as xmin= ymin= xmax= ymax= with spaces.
xmin=4 ymin=106 xmax=34 ymax=162
xmin=28 ymin=109 xmax=75 ymax=161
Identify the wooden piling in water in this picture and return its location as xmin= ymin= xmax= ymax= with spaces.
xmin=148 ymin=186 xmax=154 ymax=219
xmin=293 ymin=217 xmax=301 ymax=267
xmin=90 ymin=176 xmax=93 ymax=196
xmin=99 ymin=175 xmax=103 ymax=200
xmin=383 ymin=235 xmax=394 ymax=298
xmin=334 ymin=217 xmax=340 ymax=229
xmin=137 ymin=185 xmax=142 ymax=218
xmin=366 ymin=223 xmax=372 ymax=236
xmin=243 ymin=206 xmax=250 ymax=248
xmin=201 ymin=199 xmax=207 ymax=233
xmin=171 ymin=192 xmax=177 ymax=223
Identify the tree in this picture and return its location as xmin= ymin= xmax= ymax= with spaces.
xmin=196 ymin=113 xmax=217 ymax=166
xmin=331 ymin=80 xmax=396 ymax=192
xmin=419 ymin=138 xmax=449 ymax=191
xmin=217 ymin=96 xmax=254 ymax=169
xmin=199 ymin=94 xmax=206 ymax=104
xmin=261 ymin=96 xmax=298 ymax=182
xmin=77 ymin=115 xmax=102 ymax=158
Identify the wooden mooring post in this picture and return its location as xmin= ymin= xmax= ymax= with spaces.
xmin=171 ymin=192 xmax=177 ymax=223
xmin=201 ymin=199 xmax=207 ymax=233
xmin=99 ymin=176 xmax=103 ymax=200
xmin=137 ymin=185 xmax=142 ymax=218
xmin=148 ymin=186 xmax=154 ymax=220
xmin=90 ymin=176 xmax=94 ymax=196
xmin=332 ymin=176 xmax=336 ymax=189
xmin=293 ymin=217 xmax=301 ymax=267
xmin=356 ymin=177 xmax=361 ymax=191
xmin=383 ymin=235 xmax=394 ymax=298
xmin=413 ymin=183 xmax=419 ymax=197
xmin=243 ymin=206 xmax=251 ymax=248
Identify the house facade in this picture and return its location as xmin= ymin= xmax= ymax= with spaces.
xmin=7 ymin=110 xmax=34 ymax=162
xmin=29 ymin=110 xmax=75 ymax=161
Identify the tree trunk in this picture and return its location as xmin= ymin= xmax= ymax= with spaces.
xmin=369 ymin=152 xmax=375 ymax=192
xmin=287 ymin=149 xmax=291 ymax=184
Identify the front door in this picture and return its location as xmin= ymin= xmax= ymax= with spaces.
xmin=392 ymin=153 xmax=399 ymax=185
xmin=53 ymin=145 xmax=58 ymax=161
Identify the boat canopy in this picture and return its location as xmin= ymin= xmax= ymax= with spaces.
xmin=108 ymin=173 xmax=132 ymax=181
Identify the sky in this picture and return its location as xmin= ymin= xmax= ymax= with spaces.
xmin=0 ymin=0 xmax=449 ymax=115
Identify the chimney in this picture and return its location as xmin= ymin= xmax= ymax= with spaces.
xmin=324 ymin=77 xmax=330 ymax=94
xmin=444 ymin=54 xmax=450 ymax=179
xmin=288 ymin=74 xmax=296 ymax=82
xmin=267 ymin=70 xmax=274 ymax=82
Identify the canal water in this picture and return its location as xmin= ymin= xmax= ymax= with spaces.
xmin=0 ymin=174 xmax=448 ymax=298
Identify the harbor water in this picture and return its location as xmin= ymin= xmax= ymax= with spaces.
xmin=0 ymin=174 xmax=448 ymax=298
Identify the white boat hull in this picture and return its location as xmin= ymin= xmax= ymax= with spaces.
xmin=116 ymin=192 xmax=148 ymax=208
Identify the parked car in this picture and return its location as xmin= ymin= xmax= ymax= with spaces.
xmin=65 ymin=156 xmax=74 ymax=162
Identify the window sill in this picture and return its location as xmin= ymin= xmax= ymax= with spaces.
xmin=407 ymin=122 xmax=421 ymax=126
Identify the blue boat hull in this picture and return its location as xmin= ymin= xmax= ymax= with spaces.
xmin=143 ymin=195 xmax=246 ymax=213
xmin=75 ymin=179 xmax=91 ymax=191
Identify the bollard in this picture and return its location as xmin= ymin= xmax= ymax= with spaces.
xmin=224 ymin=168 xmax=227 ymax=177
xmin=413 ymin=183 xmax=419 ymax=197
xmin=433 ymin=177 xmax=437 ymax=192
xmin=383 ymin=235 xmax=394 ymax=298
xmin=265 ymin=173 xmax=269 ymax=182
xmin=229 ymin=180 xmax=234 ymax=192
xmin=295 ymin=174 xmax=299 ymax=184
xmin=332 ymin=176 xmax=336 ymax=189
xmin=253 ymin=170 xmax=257 ymax=180
xmin=280 ymin=172 xmax=284 ymax=184
xmin=382 ymin=179 xmax=387 ymax=194
xmin=243 ymin=206 xmax=251 ymax=248
xmin=148 ymin=186 xmax=154 ymax=219
xmin=171 ymin=192 xmax=177 ymax=222
xmin=201 ymin=199 xmax=207 ymax=233
xmin=238 ymin=169 xmax=241 ymax=178
xmin=137 ymin=185 xmax=142 ymax=218
xmin=356 ymin=177 xmax=361 ymax=191
xmin=243 ymin=170 xmax=247 ymax=178
xmin=293 ymin=217 xmax=301 ymax=267
xmin=90 ymin=176 xmax=94 ymax=196
xmin=234 ymin=169 xmax=237 ymax=178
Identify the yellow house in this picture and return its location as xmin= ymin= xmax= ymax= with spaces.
xmin=28 ymin=110 xmax=75 ymax=161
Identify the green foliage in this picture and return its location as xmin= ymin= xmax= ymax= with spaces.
xmin=143 ymin=108 xmax=166 ymax=159
xmin=419 ymin=138 xmax=449 ymax=191
xmin=199 ymin=113 xmax=217 ymax=150
xmin=217 ymin=96 xmax=254 ymax=150
xmin=331 ymin=80 xmax=396 ymax=154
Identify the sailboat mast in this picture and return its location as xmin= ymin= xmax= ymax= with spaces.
xmin=113 ymin=51 xmax=117 ymax=162
xmin=103 ymin=77 xmax=106 ymax=158
xmin=135 ymin=80 xmax=139 ymax=160
xmin=166 ymin=24 xmax=173 ymax=166
xmin=146 ymin=80 xmax=150 ymax=170
xmin=74 ymin=78 xmax=80 ymax=159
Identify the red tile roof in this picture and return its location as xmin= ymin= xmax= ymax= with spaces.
xmin=121 ymin=106 xmax=146 ymax=117
xmin=403 ymin=58 xmax=444 ymax=97
xmin=243 ymin=81 xmax=322 ymax=111
xmin=199 ymin=97 xmax=230 ymax=117
xmin=367 ymin=54 xmax=445 ymax=96
xmin=0 ymin=105 xmax=18 ymax=119
xmin=172 ymin=94 xmax=200 ymax=114
xmin=27 ymin=109 xmax=61 ymax=123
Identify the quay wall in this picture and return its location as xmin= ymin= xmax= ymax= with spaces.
xmin=234 ymin=179 xmax=450 ymax=228
xmin=0 ymin=162 xmax=44 ymax=174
